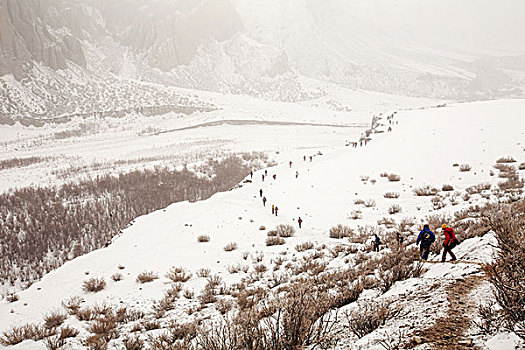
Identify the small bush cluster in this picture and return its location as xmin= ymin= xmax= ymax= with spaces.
xmin=329 ymin=224 xmax=353 ymax=239
xmin=197 ymin=235 xmax=210 ymax=243
xmin=384 ymin=192 xmax=400 ymax=199
xmin=266 ymin=236 xmax=286 ymax=246
xmin=388 ymin=204 xmax=402 ymax=215
xmin=136 ymin=271 xmax=158 ymax=284
xmin=459 ymin=164 xmax=472 ymax=172
xmin=223 ymin=242 xmax=238 ymax=252
xmin=166 ymin=267 xmax=192 ymax=283
xmin=387 ymin=174 xmax=401 ymax=182
xmin=413 ymin=185 xmax=439 ymax=196
xmin=83 ymin=277 xmax=106 ymax=293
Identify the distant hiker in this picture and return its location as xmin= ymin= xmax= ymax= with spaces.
xmin=259 ymin=189 xmax=263 ymax=197
xmin=309 ymin=156 xmax=313 ymax=162
xmin=396 ymin=232 xmax=404 ymax=245
xmin=388 ymin=126 xmax=392 ymax=132
xmin=304 ymin=155 xmax=306 ymax=161
xmin=250 ymin=171 xmax=253 ymax=178
xmin=262 ymin=174 xmax=265 ymax=182
xmin=360 ymin=141 xmax=363 ymax=147
xmin=417 ymin=224 xmax=436 ymax=260
xmin=295 ymin=171 xmax=299 ymax=179
xmin=441 ymin=224 xmax=458 ymax=262
xmin=373 ymin=234 xmax=381 ymax=252
xmin=273 ymin=174 xmax=277 ymax=180
xmin=272 ymin=205 xmax=275 ymax=215
xmin=289 ymin=161 xmax=292 ymax=168
xmin=262 ymin=196 xmax=267 ymax=206
xmin=275 ymin=206 xmax=278 ymax=216
xmin=265 ymin=170 xmax=268 ymax=176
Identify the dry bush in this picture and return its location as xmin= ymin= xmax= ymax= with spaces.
xmin=74 ymin=306 xmax=97 ymax=321
xmin=494 ymin=163 xmax=516 ymax=174
xmin=442 ymin=184 xmax=454 ymax=191
xmin=397 ymin=217 xmax=415 ymax=233
xmin=275 ymin=224 xmax=295 ymax=238
xmin=43 ymin=335 xmax=65 ymax=350
xmin=83 ymin=277 xmax=106 ymax=292
xmin=44 ymin=310 xmax=67 ymax=329
xmin=387 ymin=174 xmax=401 ymax=182
xmin=58 ymin=325 xmax=79 ymax=340
xmin=413 ymin=185 xmax=439 ymax=196
xmin=384 ymin=192 xmax=400 ymax=199
xmin=377 ymin=247 xmax=424 ymax=293
xmin=111 ymin=272 xmax=123 ymax=282
xmin=295 ymin=241 xmax=315 ymax=252
xmin=354 ymin=199 xmax=365 ymax=205
xmin=483 ymin=201 xmax=525 ymax=339
xmin=380 ymin=172 xmax=389 ymax=178
xmin=344 ymin=300 xmax=399 ymax=338
xmin=224 ymin=242 xmax=238 ymax=252
xmin=197 ymin=235 xmax=210 ymax=243
xmin=473 ymin=300 xmax=503 ymax=336
xmin=331 ymin=282 xmax=364 ymax=309
xmin=123 ymin=335 xmax=145 ymax=350
xmin=361 ymin=175 xmax=370 ymax=182
xmin=377 ymin=217 xmax=396 ymax=229
xmin=459 ymin=164 xmax=472 ymax=172
xmin=266 ymin=236 xmax=286 ymax=246
xmin=431 ymin=196 xmax=445 ymax=210
xmin=466 ymin=184 xmax=490 ymax=195
xmin=519 ymin=163 xmax=525 ymax=170
xmin=349 ymin=210 xmax=363 ymax=220
xmin=142 ymin=320 xmax=161 ymax=331
xmin=6 ymin=293 xmax=19 ymax=302
xmin=388 ymin=204 xmax=402 ymax=215
xmin=364 ymin=199 xmax=377 ymax=208
xmin=496 ymin=156 xmax=516 ymax=164
xmin=228 ymin=264 xmax=249 ymax=274
xmin=183 ymin=289 xmax=195 ymax=299
xmin=136 ymin=271 xmax=158 ymax=284
xmin=498 ymin=177 xmax=524 ymax=191
xmin=259 ymin=225 xmax=266 ymax=231
xmin=0 ymin=324 xmax=48 ymax=346
xmin=197 ymin=268 xmax=211 ymax=278
xmin=166 ymin=267 xmax=192 ymax=283
xmin=329 ymin=224 xmax=353 ymax=239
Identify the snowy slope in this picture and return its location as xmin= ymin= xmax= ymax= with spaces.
xmin=1 ymin=99 xmax=524 ymax=348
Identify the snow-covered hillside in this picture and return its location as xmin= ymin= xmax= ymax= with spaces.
xmin=1 ymin=99 xmax=524 ymax=349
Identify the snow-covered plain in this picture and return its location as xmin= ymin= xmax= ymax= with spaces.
xmin=1 ymin=99 xmax=524 ymax=349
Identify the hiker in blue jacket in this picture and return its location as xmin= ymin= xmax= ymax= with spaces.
xmin=416 ymin=224 xmax=436 ymax=260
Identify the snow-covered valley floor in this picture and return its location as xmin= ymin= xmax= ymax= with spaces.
xmin=1 ymin=99 xmax=525 ymax=349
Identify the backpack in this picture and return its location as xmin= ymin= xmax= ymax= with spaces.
xmin=422 ymin=232 xmax=433 ymax=245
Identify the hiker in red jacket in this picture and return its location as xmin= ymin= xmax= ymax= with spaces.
xmin=262 ymin=196 xmax=267 ymax=207
xmin=441 ymin=224 xmax=457 ymax=262
xmin=298 ymin=217 xmax=302 ymax=228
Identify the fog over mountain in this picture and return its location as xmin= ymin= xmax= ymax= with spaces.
xmin=1 ymin=0 xmax=524 ymax=122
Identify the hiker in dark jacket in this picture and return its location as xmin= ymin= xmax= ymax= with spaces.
xmin=262 ymin=196 xmax=267 ymax=207
xmin=259 ymin=189 xmax=263 ymax=197
xmin=298 ymin=217 xmax=302 ymax=228
xmin=373 ymin=234 xmax=381 ymax=252
xmin=416 ymin=225 xmax=436 ymax=260
xmin=441 ymin=224 xmax=458 ymax=262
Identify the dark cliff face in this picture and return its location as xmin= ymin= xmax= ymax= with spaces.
xmin=0 ymin=0 xmax=243 ymax=79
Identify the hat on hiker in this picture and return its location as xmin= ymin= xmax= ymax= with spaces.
xmin=442 ymin=224 xmax=447 ymax=229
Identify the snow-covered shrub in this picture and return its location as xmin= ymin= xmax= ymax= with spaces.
xmin=413 ymin=185 xmax=439 ymax=196
xmin=6 ymin=293 xmax=19 ymax=302
xmin=83 ymin=277 xmax=106 ymax=292
xmin=387 ymin=174 xmax=401 ymax=182
xmin=377 ymin=247 xmax=424 ymax=293
xmin=197 ymin=268 xmax=210 ymax=278
xmin=459 ymin=164 xmax=472 ymax=172
xmin=377 ymin=217 xmax=396 ymax=228
xmin=165 ymin=267 xmax=192 ymax=283
xmin=44 ymin=310 xmax=67 ymax=329
xmin=473 ymin=300 xmax=503 ymax=336
xmin=496 ymin=156 xmax=516 ymax=164
xmin=483 ymin=201 xmax=525 ymax=339
xmin=349 ymin=210 xmax=363 ymax=220
xmin=442 ymin=184 xmax=454 ymax=191
xmin=85 ymin=316 xmax=119 ymax=349
xmin=388 ymin=204 xmax=402 ymax=215
xmin=519 ymin=163 xmax=525 ymax=170
xmin=384 ymin=192 xmax=400 ymax=199
xmin=62 ymin=296 xmax=83 ymax=315
xmin=136 ymin=271 xmax=158 ymax=284
xmin=197 ymin=235 xmax=210 ymax=243
xmin=364 ymin=199 xmax=376 ymax=207
xmin=266 ymin=236 xmax=285 ymax=246
xmin=223 ymin=242 xmax=238 ymax=252
xmin=295 ymin=241 xmax=315 ymax=251
xmin=354 ymin=198 xmax=365 ymax=205
xmin=0 ymin=324 xmax=48 ymax=346
xmin=329 ymin=224 xmax=353 ymax=239
xmin=111 ymin=272 xmax=123 ymax=282
xmin=344 ymin=300 xmax=398 ymax=338
xmin=275 ymin=224 xmax=295 ymax=238
xmin=498 ymin=177 xmax=524 ymax=191
xmin=122 ymin=335 xmax=145 ymax=350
